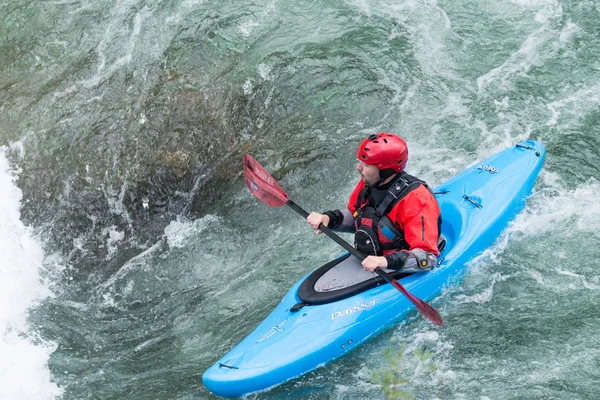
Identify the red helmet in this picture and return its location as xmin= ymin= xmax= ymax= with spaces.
xmin=356 ymin=133 xmax=408 ymax=172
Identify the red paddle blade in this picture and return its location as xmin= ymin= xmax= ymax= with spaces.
xmin=391 ymin=280 xmax=443 ymax=326
xmin=244 ymin=154 xmax=289 ymax=207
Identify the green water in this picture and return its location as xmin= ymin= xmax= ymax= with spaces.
xmin=1 ymin=0 xmax=599 ymax=398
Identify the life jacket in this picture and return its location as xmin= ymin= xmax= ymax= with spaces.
xmin=353 ymin=172 xmax=431 ymax=256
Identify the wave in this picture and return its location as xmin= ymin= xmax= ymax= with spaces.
xmin=0 ymin=148 xmax=62 ymax=399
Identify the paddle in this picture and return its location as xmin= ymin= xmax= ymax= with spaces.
xmin=243 ymin=154 xmax=443 ymax=326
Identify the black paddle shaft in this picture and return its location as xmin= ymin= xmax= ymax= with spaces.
xmin=286 ymin=200 xmax=399 ymax=285
xmin=286 ymin=200 xmax=365 ymax=260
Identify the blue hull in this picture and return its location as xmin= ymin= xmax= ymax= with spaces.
xmin=203 ymin=141 xmax=546 ymax=398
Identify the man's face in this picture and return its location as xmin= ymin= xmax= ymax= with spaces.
xmin=357 ymin=161 xmax=380 ymax=186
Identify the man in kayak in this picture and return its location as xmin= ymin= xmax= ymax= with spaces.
xmin=307 ymin=133 xmax=441 ymax=273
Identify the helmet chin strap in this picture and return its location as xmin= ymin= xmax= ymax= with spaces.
xmin=376 ymin=168 xmax=397 ymax=186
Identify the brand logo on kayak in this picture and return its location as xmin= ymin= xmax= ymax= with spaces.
xmin=250 ymin=181 xmax=259 ymax=191
xmin=257 ymin=319 xmax=287 ymax=342
xmin=476 ymin=164 xmax=498 ymax=174
xmin=331 ymin=300 xmax=377 ymax=320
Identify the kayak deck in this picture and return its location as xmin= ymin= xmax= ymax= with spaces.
xmin=295 ymin=235 xmax=446 ymax=306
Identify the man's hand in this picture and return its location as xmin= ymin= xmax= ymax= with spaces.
xmin=362 ymin=255 xmax=388 ymax=272
xmin=307 ymin=212 xmax=330 ymax=234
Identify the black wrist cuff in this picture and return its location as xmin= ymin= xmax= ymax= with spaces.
xmin=323 ymin=210 xmax=343 ymax=230
xmin=384 ymin=251 xmax=410 ymax=270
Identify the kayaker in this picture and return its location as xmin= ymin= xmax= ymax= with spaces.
xmin=307 ymin=133 xmax=441 ymax=273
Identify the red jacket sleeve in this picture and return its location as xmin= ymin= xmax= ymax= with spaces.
xmin=391 ymin=185 xmax=441 ymax=256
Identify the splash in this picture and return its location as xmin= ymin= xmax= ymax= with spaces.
xmin=511 ymin=174 xmax=600 ymax=238
xmin=0 ymin=148 xmax=62 ymax=399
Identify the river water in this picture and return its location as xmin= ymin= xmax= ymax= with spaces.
xmin=1 ymin=0 xmax=599 ymax=398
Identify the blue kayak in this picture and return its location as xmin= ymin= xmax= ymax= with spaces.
xmin=203 ymin=140 xmax=546 ymax=398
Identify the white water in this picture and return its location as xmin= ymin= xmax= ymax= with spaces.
xmin=0 ymin=148 xmax=62 ymax=399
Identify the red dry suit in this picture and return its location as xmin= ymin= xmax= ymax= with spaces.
xmin=347 ymin=172 xmax=441 ymax=264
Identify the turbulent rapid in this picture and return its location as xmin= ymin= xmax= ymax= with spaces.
xmin=1 ymin=0 xmax=599 ymax=399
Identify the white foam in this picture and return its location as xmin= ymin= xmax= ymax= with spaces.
xmin=346 ymin=0 xmax=373 ymax=17
xmin=477 ymin=2 xmax=582 ymax=92
xmin=239 ymin=20 xmax=260 ymax=37
xmin=99 ymin=238 xmax=166 ymax=291
xmin=455 ymin=272 xmax=504 ymax=304
xmin=104 ymin=181 xmax=133 ymax=227
xmin=103 ymin=225 xmax=125 ymax=258
xmin=8 ymin=140 xmax=25 ymax=158
xmin=257 ymin=63 xmax=272 ymax=81
xmin=243 ymin=79 xmax=253 ymax=95
xmin=99 ymin=214 xmax=219 ymax=291
xmin=164 ymin=215 xmax=219 ymax=249
xmin=238 ymin=0 xmax=277 ymax=37
xmin=556 ymin=269 xmax=600 ymax=290
xmin=511 ymin=0 xmax=555 ymax=5
xmin=0 ymin=148 xmax=62 ymax=399
xmin=546 ymin=82 xmax=600 ymax=126
xmin=511 ymin=177 xmax=600 ymax=237
xmin=84 ymin=4 xmax=144 ymax=88
xmin=388 ymin=0 xmax=456 ymax=79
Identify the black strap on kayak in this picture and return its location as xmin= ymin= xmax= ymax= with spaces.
xmin=516 ymin=143 xmax=542 ymax=157
xmin=290 ymin=302 xmax=308 ymax=313
xmin=463 ymin=195 xmax=482 ymax=209
xmin=516 ymin=143 xmax=534 ymax=150
xmin=218 ymin=363 xmax=239 ymax=370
